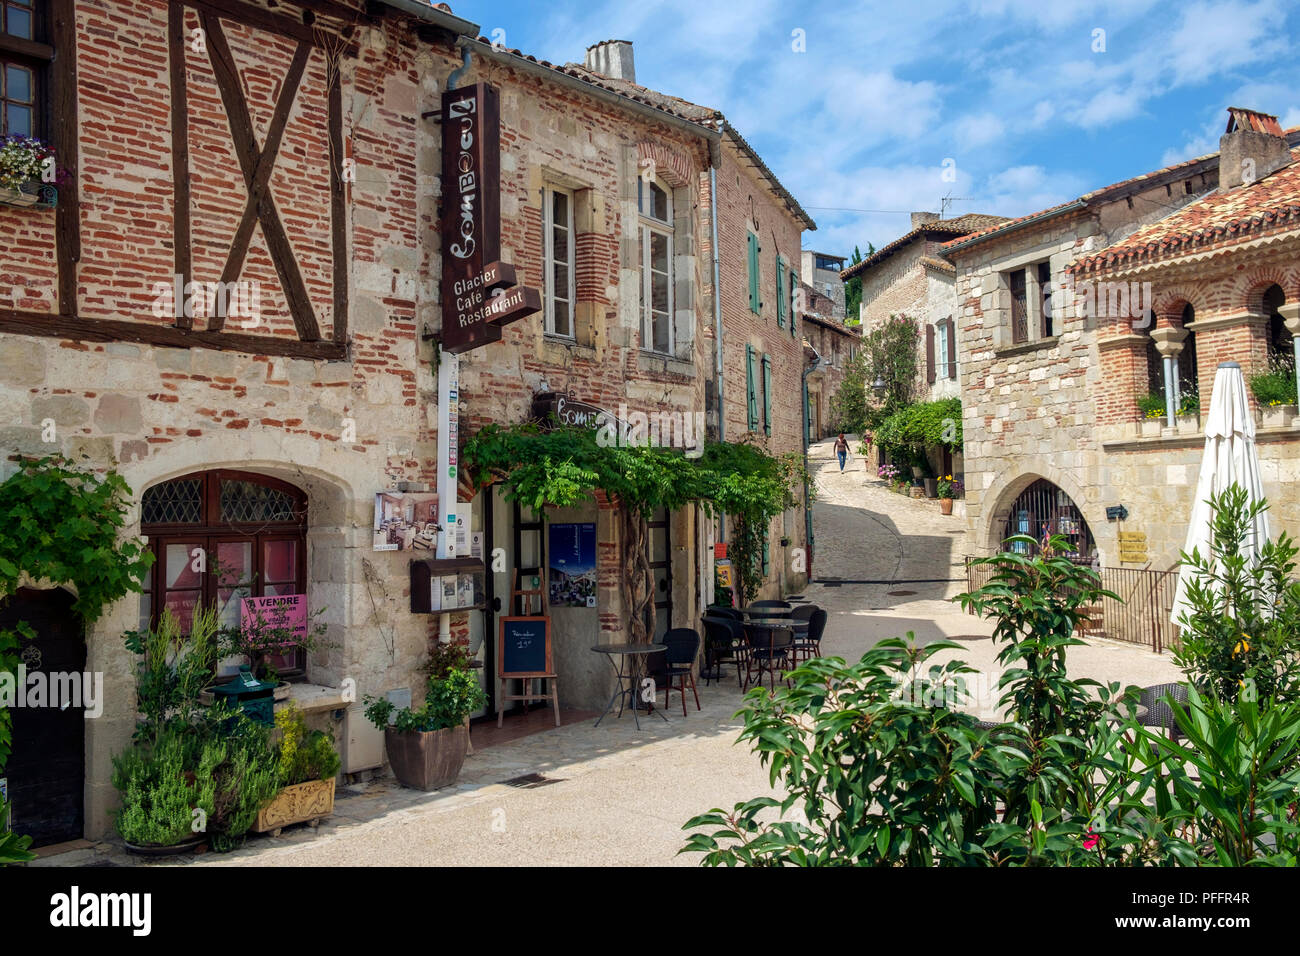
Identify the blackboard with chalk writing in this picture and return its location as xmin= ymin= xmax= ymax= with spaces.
xmin=498 ymin=616 xmax=553 ymax=678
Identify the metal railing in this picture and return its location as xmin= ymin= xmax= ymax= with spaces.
xmin=963 ymin=558 xmax=1180 ymax=653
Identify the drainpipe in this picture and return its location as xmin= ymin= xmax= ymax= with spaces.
xmin=709 ymin=137 xmax=726 ymax=545
xmin=448 ymin=43 xmax=472 ymax=91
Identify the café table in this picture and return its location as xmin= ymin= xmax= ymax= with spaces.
xmin=739 ymin=618 xmax=805 ymax=690
xmin=591 ymin=643 xmax=668 ymax=730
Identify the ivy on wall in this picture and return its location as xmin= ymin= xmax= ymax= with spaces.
xmin=462 ymin=425 xmax=805 ymax=628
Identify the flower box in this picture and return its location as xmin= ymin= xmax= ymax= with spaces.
xmin=253 ymin=777 xmax=336 ymax=835
xmin=1261 ymin=404 xmax=1297 ymax=429
xmin=1139 ymin=419 xmax=1164 ymax=438
xmin=0 ymin=183 xmax=41 ymax=207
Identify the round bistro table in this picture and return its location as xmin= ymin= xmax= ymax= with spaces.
xmin=591 ymin=643 xmax=668 ymax=730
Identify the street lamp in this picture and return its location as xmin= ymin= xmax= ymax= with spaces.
xmin=871 ymin=374 xmax=887 ymax=398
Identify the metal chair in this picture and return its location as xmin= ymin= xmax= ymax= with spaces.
xmin=790 ymin=604 xmax=817 ymax=622
xmin=706 ymin=606 xmax=743 ymax=621
xmin=701 ymin=616 xmax=742 ymax=686
xmin=1138 ymin=682 xmax=1190 ymax=740
xmin=745 ymin=624 xmax=793 ymax=691
xmin=652 ymin=628 xmax=701 ymax=716
xmin=790 ymin=607 xmax=827 ymax=665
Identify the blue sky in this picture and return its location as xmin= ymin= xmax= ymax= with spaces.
xmin=448 ymin=0 xmax=1300 ymax=259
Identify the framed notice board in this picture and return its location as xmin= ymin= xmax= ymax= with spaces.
xmin=497 ymin=616 xmax=553 ymax=678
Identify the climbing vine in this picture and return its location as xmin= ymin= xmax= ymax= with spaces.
xmin=0 ymin=456 xmax=154 ymax=863
xmin=462 ymin=424 xmax=804 ymax=636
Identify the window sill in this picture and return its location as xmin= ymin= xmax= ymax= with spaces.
xmin=540 ymin=335 xmax=596 ymax=360
xmin=995 ymin=336 xmax=1059 ymax=358
xmin=276 ymin=683 xmax=350 ymax=716
xmin=637 ymin=350 xmax=695 ymax=378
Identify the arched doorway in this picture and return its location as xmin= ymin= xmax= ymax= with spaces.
xmin=998 ymin=478 xmax=1096 ymax=563
xmin=140 ymin=470 xmax=308 ymax=676
xmin=0 ymin=587 xmax=85 ymax=847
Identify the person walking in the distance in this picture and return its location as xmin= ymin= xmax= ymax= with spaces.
xmin=834 ymin=433 xmax=850 ymax=472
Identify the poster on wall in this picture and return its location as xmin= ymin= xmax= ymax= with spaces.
xmin=373 ymin=492 xmax=439 ymax=551
xmin=240 ymin=593 xmax=307 ymax=642
xmin=548 ymin=522 xmax=597 ymax=607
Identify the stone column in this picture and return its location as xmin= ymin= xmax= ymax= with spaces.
xmin=1280 ymin=302 xmax=1300 ymax=405
xmin=1150 ymin=324 xmax=1188 ymax=427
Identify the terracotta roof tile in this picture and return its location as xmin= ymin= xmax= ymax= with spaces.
xmin=841 ymin=213 xmax=1009 ymax=280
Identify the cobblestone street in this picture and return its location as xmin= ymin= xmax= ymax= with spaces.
xmin=34 ymin=437 xmax=1179 ymax=868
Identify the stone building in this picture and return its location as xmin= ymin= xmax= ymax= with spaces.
xmin=844 ymin=212 xmax=1007 ymax=406
xmin=798 ymin=283 xmax=860 ymax=441
xmin=563 ymin=48 xmax=819 ymax=599
xmin=801 ymin=250 xmax=846 ymax=320
xmin=0 ymin=1 xmax=817 ymax=844
xmin=948 ymin=109 xmax=1300 ymax=591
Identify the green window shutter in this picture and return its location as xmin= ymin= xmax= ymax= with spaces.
xmin=776 ymin=256 xmax=785 ymax=328
xmin=790 ymin=268 xmax=798 ymax=338
xmin=747 ymin=233 xmax=760 ymax=314
xmin=761 ymin=538 xmax=770 ymax=576
xmin=746 ymin=344 xmax=758 ymax=431
xmin=762 ymin=353 xmax=772 ymax=436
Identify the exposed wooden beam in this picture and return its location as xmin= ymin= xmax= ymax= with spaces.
xmin=50 ymin=0 xmax=80 ymax=317
xmin=168 ymin=2 xmax=193 ymax=329
xmin=210 ymin=38 xmax=313 ymax=330
xmin=327 ymin=56 xmax=349 ymax=345
xmin=202 ymin=11 xmax=322 ymax=342
xmin=0 ymin=33 xmax=53 ymax=60
xmin=176 ymin=0 xmax=358 ymax=54
xmin=0 ymin=309 xmax=348 ymax=361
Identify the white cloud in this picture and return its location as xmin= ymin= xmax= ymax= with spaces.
xmin=1070 ymin=86 xmax=1146 ymax=127
xmin=954 ymin=113 xmax=1005 ymax=149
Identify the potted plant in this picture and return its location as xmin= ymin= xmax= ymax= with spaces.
xmin=253 ymin=702 xmax=340 ymax=836
xmin=0 ymin=134 xmax=58 ymax=206
xmin=937 ymin=475 xmax=962 ymax=515
xmin=364 ymin=663 xmax=487 ymax=791
xmin=1250 ymin=356 xmax=1298 ymax=428
xmin=1175 ymin=386 xmax=1200 ymax=433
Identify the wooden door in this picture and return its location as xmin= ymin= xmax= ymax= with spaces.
xmin=1 ymin=587 xmax=85 ymax=847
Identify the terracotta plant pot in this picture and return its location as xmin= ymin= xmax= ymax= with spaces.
xmin=253 ymin=778 xmax=336 ymax=834
xmin=939 ymin=498 xmax=954 ymax=515
xmin=384 ymin=724 xmax=468 ymax=791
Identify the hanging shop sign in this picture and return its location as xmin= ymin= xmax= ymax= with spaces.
xmin=530 ymin=391 xmax=622 ymax=431
xmin=439 ymin=82 xmax=539 ymax=353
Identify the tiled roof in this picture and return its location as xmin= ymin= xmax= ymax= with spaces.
xmin=942 ymin=128 xmax=1300 ymax=255
xmin=470 ymin=38 xmax=721 ymax=128
xmin=840 ymin=213 xmax=1009 ymax=280
xmin=1071 ymin=147 xmax=1300 ymax=276
xmin=918 ymin=255 xmax=955 ymax=274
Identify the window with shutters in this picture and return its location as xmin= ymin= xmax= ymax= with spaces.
xmin=543 ymin=185 xmax=576 ymax=339
xmin=747 ymin=231 xmax=761 ymax=315
xmin=745 ymin=344 xmax=758 ymax=431
xmin=1 ymin=0 xmax=49 ymax=139
xmin=761 ymin=353 xmax=772 ymax=435
xmin=789 ymin=266 xmax=798 ymax=338
xmin=639 ymin=177 xmax=674 ymax=354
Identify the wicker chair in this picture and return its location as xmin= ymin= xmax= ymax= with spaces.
xmin=701 ymin=616 xmax=743 ymax=687
xmin=745 ymin=624 xmax=793 ymax=691
xmin=1138 ymin=682 xmax=1190 ymax=739
xmin=790 ymin=607 xmax=827 ymax=664
xmin=650 ymin=628 xmax=701 ymax=716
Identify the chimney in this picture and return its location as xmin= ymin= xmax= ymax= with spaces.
xmin=1219 ymin=107 xmax=1291 ymax=190
xmin=911 ymin=211 xmax=941 ymax=229
xmin=584 ymin=40 xmax=635 ymax=83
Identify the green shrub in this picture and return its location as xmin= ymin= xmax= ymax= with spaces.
xmin=1249 ymin=355 xmax=1297 ymax=407
xmin=1172 ymin=484 xmax=1300 ymax=704
xmin=872 ymin=398 xmax=962 ymax=460
xmin=1136 ymin=391 xmax=1166 ymax=419
xmin=273 ymin=702 xmax=340 ymax=785
xmin=365 ymin=665 xmax=488 ymax=734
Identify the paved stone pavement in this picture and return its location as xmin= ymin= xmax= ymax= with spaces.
xmin=37 ymin=436 xmax=1180 ymax=868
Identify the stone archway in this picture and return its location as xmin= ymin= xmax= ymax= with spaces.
xmin=978 ymin=459 xmax=1098 ymax=559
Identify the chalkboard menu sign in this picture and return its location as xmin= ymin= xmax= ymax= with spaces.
xmin=498 ymin=616 xmax=553 ymax=678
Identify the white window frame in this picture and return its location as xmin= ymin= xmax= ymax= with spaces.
xmin=542 ymin=185 xmax=576 ymax=339
xmin=936 ymin=320 xmax=950 ymax=379
xmin=638 ymin=177 xmax=674 ymax=355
